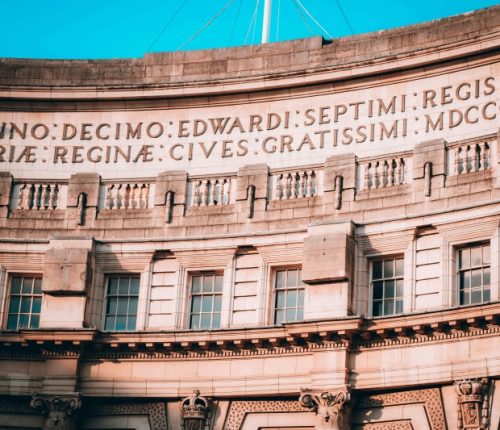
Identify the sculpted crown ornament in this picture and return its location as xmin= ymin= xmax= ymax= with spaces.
xmin=299 ymin=387 xmax=351 ymax=430
xmin=454 ymin=378 xmax=490 ymax=430
xmin=181 ymin=389 xmax=210 ymax=430
xmin=30 ymin=393 xmax=81 ymax=430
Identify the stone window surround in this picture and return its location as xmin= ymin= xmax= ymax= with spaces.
xmin=101 ymin=273 xmax=141 ymax=332
xmin=272 ymin=267 xmax=305 ymax=324
xmin=5 ymin=273 xmax=42 ymax=330
xmin=188 ymin=271 xmax=224 ymax=330
xmin=369 ymin=256 xmax=404 ymax=318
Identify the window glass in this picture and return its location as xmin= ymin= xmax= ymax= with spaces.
xmin=7 ymin=275 xmax=42 ymax=330
xmin=189 ymin=273 xmax=223 ymax=330
xmin=104 ymin=275 xmax=139 ymax=331
xmin=274 ymin=268 xmax=305 ymax=324
xmin=458 ymin=243 xmax=490 ymax=306
xmin=371 ymin=257 xmax=404 ymax=317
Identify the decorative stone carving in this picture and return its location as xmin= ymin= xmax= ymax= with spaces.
xmin=454 ymin=378 xmax=490 ymax=430
xmin=299 ymin=388 xmax=351 ymax=430
xmin=181 ymin=389 xmax=210 ymax=430
xmin=334 ymin=175 xmax=343 ymax=209
xmin=165 ymin=190 xmax=174 ymax=223
xmin=30 ymin=393 xmax=81 ymax=430
xmin=424 ymin=162 xmax=432 ymax=197
xmin=77 ymin=192 xmax=87 ymax=225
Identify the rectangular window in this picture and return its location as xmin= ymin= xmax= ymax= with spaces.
xmin=189 ymin=273 xmax=223 ymax=330
xmin=274 ymin=268 xmax=305 ymax=324
xmin=7 ymin=275 xmax=42 ymax=330
xmin=458 ymin=243 xmax=490 ymax=305
xmin=104 ymin=275 xmax=139 ymax=331
xmin=371 ymin=257 xmax=404 ymax=317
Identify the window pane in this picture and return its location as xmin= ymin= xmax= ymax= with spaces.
xmin=460 ymin=271 xmax=470 ymax=289
xmin=372 ymin=300 xmax=382 ymax=317
xmin=20 ymin=297 xmax=31 ymax=313
xmin=18 ymin=314 xmax=29 ymax=329
xmin=107 ymin=297 xmax=118 ymax=315
xmin=126 ymin=316 xmax=136 ymax=331
xmin=373 ymin=281 xmax=383 ymax=300
xmin=8 ymin=297 xmax=20 ymax=314
xmin=7 ymin=315 xmax=18 ymax=330
xmin=190 ymin=314 xmax=200 ymax=330
xmin=470 ymin=247 xmax=482 ymax=267
xmin=11 ymin=277 xmax=22 ymax=294
xmin=471 ymin=288 xmax=482 ymax=304
xmin=117 ymin=298 xmax=128 ymax=315
xmin=383 ymin=260 xmax=394 ymax=278
xmin=286 ymin=290 xmax=297 ymax=307
xmin=483 ymin=267 xmax=490 ymax=286
xmin=33 ymin=278 xmax=42 ymax=294
xmin=396 ymin=279 xmax=404 ymax=297
xmin=298 ymin=289 xmax=305 ymax=307
xmin=129 ymin=277 xmax=140 ymax=295
xmin=30 ymin=315 xmax=40 ymax=329
xmin=201 ymin=296 xmax=213 ymax=312
xmin=372 ymin=261 xmax=382 ymax=280
xmin=213 ymin=295 xmax=222 ymax=312
xmin=202 ymin=276 xmax=213 ymax=292
xmin=383 ymin=299 xmax=394 ymax=316
xmin=115 ymin=316 xmax=126 ymax=331
xmin=395 ymin=299 xmax=403 ymax=314
xmin=286 ymin=270 xmax=298 ymax=288
xmin=471 ymin=269 xmax=482 ymax=288
xmin=483 ymin=287 xmax=491 ymax=302
xmin=212 ymin=313 xmax=221 ymax=329
xmin=286 ymin=308 xmax=296 ymax=322
xmin=108 ymin=278 xmax=119 ymax=295
xmin=104 ymin=316 xmax=116 ymax=331
xmin=214 ymin=275 xmax=223 ymax=292
xmin=200 ymin=314 xmax=211 ymax=329
xmin=482 ymin=245 xmax=490 ymax=264
xmin=21 ymin=277 xmax=33 ymax=294
xmin=395 ymin=259 xmax=404 ymax=277
xmin=118 ymin=278 xmax=130 ymax=295
xmin=32 ymin=297 xmax=42 ymax=314
xmin=459 ymin=248 xmax=470 ymax=269
xmin=128 ymin=297 xmax=138 ymax=315
xmin=385 ymin=280 xmax=395 ymax=299
xmin=276 ymin=271 xmax=285 ymax=289
xmin=192 ymin=276 xmax=201 ymax=293
xmin=276 ymin=291 xmax=285 ymax=308
xmin=191 ymin=296 xmax=201 ymax=313
xmin=296 ymin=307 xmax=304 ymax=321
xmin=275 ymin=309 xmax=285 ymax=324
xmin=460 ymin=289 xmax=470 ymax=306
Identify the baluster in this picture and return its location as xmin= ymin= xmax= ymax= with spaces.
xmin=106 ymin=185 xmax=113 ymax=209
xmin=200 ymin=180 xmax=208 ymax=207
xmin=478 ymin=142 xmax=485 ymax=171
xmin=17 ymin=185 xmax=25 ymax=209
xmin=223 ymin=179 xmax=230 ymax=205
xmin=274 ymin=174 xmax=281 ymax=200
xmin=33 ymin=184 xmax=42 ymax=210
xmin=40 ymin=185 xmax=48 ymax=210
xmin=193 ymin=181 xmax=201 ymax=207
xmin=121 ymin=184 xmax=129 ymax=209
xmin=289 ymin=173 xmax=297 ymax=199
xmin=113 ymin=184 xmax=121 ymax=209
xmin=374 ymin=162 xmax=381 ymax=189
xmin=306 ymin=171 xmax=314 ymax=197
xmin=395 ymin=159 xmax=402 ymax=185
xmin=143 ymin=184 xmax=150 ymax=209
xmin=382 ymin=161 xmax=389 ymax=188
xmin=388 ymin=160 xmax=395 ymax=186
xmin=298 ymin=172 xmax=305 ymax=197
xmin=49 ymin=185 xmax=57 ymax=209
xmin=310 ymin=171 xmax=316 ymax=196
xmin=364 ymin=163 xmax=371 ymax=190
xmin=454 ymin=147 xmax=461 ymax=175
xmin=284 ymin=174 xmax=291 ymax=200
xmin=472 ymin=144 xmax=479 ymax=172
xmin=209 ymin=180 xmax=216 ymax=206
xmin=484 ymin=143 xmax=490 ymax=170
xmin=465 ymin=145 xmax=472 ymax=173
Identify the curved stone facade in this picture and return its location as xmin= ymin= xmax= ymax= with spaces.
xmin=0 ymin=6 xmax=499 ymax=429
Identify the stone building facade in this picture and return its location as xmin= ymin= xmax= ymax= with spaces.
xmin=0 ymin=6 xmax=499 ymax=429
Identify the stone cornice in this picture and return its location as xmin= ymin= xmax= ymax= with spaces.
xmin=0 ymin=6 xmax=498 ymax=101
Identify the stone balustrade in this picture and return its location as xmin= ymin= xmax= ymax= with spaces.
xmin=103 ymin=182 xmax=152 ymax=210
xmin=270 ymin=169 xmax=319 ymax=200
xmin=449 ymin=141 xmax=491 ymax=175
xmin=357 ymin=155 xmax=410 ymax=191
xmin=14 ymin=182 xmax=66 ymax=210
xmin=189 ymin=177 xmax=233 ymax=207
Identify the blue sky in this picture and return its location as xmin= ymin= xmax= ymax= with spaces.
xmin=2 ymin=1 xmax=498 ymax=59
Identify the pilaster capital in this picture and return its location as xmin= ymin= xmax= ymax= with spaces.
xmin=299 ymin=387 xmax=351 ymax=430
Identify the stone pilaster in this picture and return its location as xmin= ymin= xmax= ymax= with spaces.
xmin=181 ymin=389 xmax=210 ymax=430
xmin=299 ymin=388 xmax=351 ymax=430
xmin=455 ymin=378 xmax=490 ymax=430
xmin=30 ymin=393 xmax=81 ymax=430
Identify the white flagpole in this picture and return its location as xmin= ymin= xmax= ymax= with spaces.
xmin=262 ymin=0 xmax=272 ymax=43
